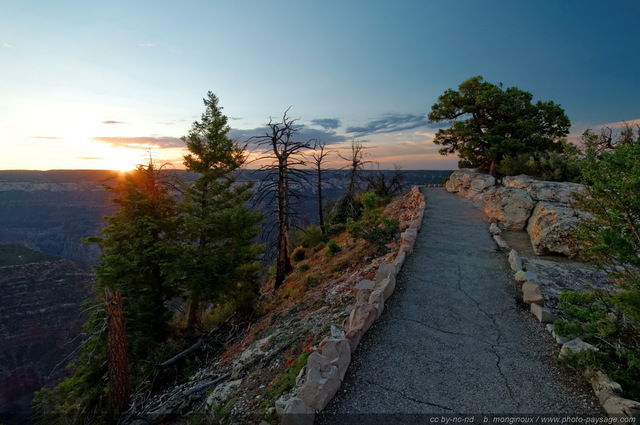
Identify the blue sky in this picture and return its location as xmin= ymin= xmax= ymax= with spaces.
xmin=1 ymin=0 xmax=638 ymax=170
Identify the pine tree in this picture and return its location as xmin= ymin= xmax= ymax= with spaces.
xmin=34 ymin=161 xmax=182 ymax=424
xmin=180 ymin=92 xmax=263 ymax=333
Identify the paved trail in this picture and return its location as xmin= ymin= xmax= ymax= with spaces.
xmin=318 ymin=188 xmax=600 ymax=424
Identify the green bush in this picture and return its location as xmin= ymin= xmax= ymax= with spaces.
xmin=325 ymin=240 xmax=341 ymax=258
xmin=554 ymin=125 xmax=640 ymax=401
xmin=346 ymin=192 xmax=399 ymax=251
xmin=297 ymin=264 xmax=310 ymax=272
xmin=292 ymin=225 xmax=325 ymax=249
xmin=291 ymin=246 xmax=306 ymax=262
xmin=302 ymin=273 xmax=322 ymax=288
xmin=496 ymin=144 xmax=581 ymax=182
xmin=554 ymin=289 xmax=640 ymax=400
xmin=324 ymin=195 xmax=362 ymax=234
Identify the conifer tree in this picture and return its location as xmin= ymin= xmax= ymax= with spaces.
xmin=34 ymin=161 xmax=181 ymax=424
xmin=180 ymin=92 xmax=263 ymax=333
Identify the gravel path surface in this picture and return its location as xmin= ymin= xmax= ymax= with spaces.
xmin=318 ymin=187 xmax=602 ymax=424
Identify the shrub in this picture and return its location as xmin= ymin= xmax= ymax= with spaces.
xmin=554 ymin=125 xmax=640 ymax=400
xmin=297 ymin=264 xmax=310 ymax=272
xmin=324 ymin=195 xmax=362 ymax=234
xmin=292 ymin=225 xmax=325 ymax=249
xmin=291 ymin=246 xmax=306 ymax=262
xmin=302 ymin=273 xmax=321 ymax=288
xmin=496 ymin=144 xmax=581 ymax=182
xmin=325 ymin=240 xmax=341 ymax=258
xmin=554 ymin=289 xmax=640 ymax=400
xmin=347 ymin=192 xmax=400 ymax=251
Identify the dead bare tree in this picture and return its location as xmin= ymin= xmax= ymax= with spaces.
xmin=364 ymin=164 xmax=405 ymax=201
xmin=312 ymin=140 xmax=330 ymax=235
xmin=252 ymin=110 xmax=315 ymax=290
xmin=339 ymin=139 xmax=376 ymax=197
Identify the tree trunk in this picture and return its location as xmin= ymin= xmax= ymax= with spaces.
xmin=275 ymin=163 xmax=292 ymax=290
xmin=489 ymin=159 xmax=496 ymax=176
xmin=186 ymin=290 xmax=202 ymax=335
xmin=105 ymin=289 xmax=129 ymax=425
xmin=317 ymin=163 xmax=325 ymax=235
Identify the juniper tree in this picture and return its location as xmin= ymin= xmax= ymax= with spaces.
xmin=428 ymin=76 xmax=570 ymax=175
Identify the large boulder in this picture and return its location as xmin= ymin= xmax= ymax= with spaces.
xmin=445 ymin=169 xmax=496 ymax=200
xmin=526 ymin=202 xmax=579 ymax=256
xmin=503 ymin=175 xmax=583 ymax=203
xmin=483 ymin=187 xmax=535 ymax=230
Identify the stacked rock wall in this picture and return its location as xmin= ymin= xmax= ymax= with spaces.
xmin=446 ymin=169 xmax=583 ymax=257
xmin=276 ymin=186 xmax=427 ymax=425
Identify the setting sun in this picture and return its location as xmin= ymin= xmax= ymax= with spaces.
xmin=101 ymin=148 xmax=147 ymax=172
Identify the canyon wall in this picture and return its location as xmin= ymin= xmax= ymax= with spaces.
xmin=0 ymin=255 xmax=93 ymax=421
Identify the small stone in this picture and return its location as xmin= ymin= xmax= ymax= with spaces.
xmin=330 ymin=324 xmax=345 ymax=339
xmin=298 ymin=352 xmax=341 ymax=411
xmin=278 ymin=396 xmax=315 ymax=425
xmin=404 ymin=228 xmax=418 ymax=240
xmin=602 ymin=396 xmax=640 ymax=418
xmin=318 ymin=337 xmax=351 ymax=381
xmin=522 ymin=280 xmax=545 ymax=305
xmin=368 ymin=288 xmax=385 ymax=319
xmin=206 ymin=379 xmax=242 ymax=407
xmin=347 ymin=301 xmax=377 ymax=334
xmin=376 ymin=276 xmax=396 ymax=301
xmin=355 ymin=279 xmax=374 ymax=290
xmin=493 ymin=235 xmax=510 ymax=250
xmin=375 ymin=263 xmax=395 ymax=283
xmin=393 ymin=251 xmax=406 ymax=271
xmin=400 ymin=243 xmax=412 ymax=254
xmin=345 ymin=328 xmax=363 ymax=353
xmin=547 ymin=324 xmax=570 ymax=345
xmin=515 ymin=270 xmax=537 ymax=282
xmin=489 ymin=222 xmax=502 ymax=236
xmin=354 ymin=279 xmax=374 ymax=302
xmin=530 ymin=303 xmax=556 ymax=323
xmin=508 ymin=249 xmax=523 ymax=272
xmin=560 ymin=338 xmax=598 ymax=358
xmin=589 ymin=370 xmax=622 ymax=405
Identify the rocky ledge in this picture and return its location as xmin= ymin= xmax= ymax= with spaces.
xmin=446 ymin=169 xmax=584 ymax=257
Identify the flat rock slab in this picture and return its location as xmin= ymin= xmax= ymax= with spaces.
xmin=318 ymin=188 xmax=602 ymax=421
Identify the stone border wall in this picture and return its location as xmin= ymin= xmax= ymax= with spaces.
xmin=489 ymin=214 xmax=640 ymax=418
xmin=275 ymin=186 xmax=428 ymax=425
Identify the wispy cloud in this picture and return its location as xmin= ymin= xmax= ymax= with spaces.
xmin=137 ymin=42 xmax=156 ymax=48
xmin=33 ymin=136 xmax=63 ymax=140
xmin=102 ymin=120 xmax=125 ymax=124
xmin=93 ymin=136 xmax=184 ymax=149
xmin=3 ymin=43 xmax=15 ymax=49
xmin=78 ymin=157 xmax=105 ymax=160
xmin=311 ymin=118 xmax=341 ymax=130
xmin=230 ymin=125 xmax=346 ymax=145
xmin=345 ymin=113 xmax=437 ymax=137
xmin=599 ymin=118 xmax=640 ymax=129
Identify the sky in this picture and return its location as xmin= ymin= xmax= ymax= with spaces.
xmin=1 ymin=0 xmax=639 ymax=171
